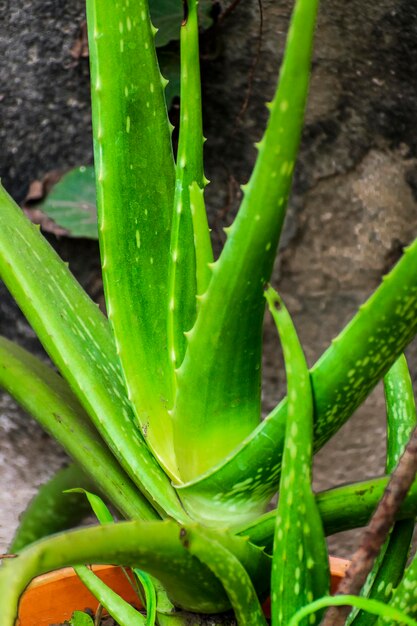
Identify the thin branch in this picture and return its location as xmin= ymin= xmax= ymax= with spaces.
xmin=321 ymin=425 xmax=417 ymax=626
xmin=0 ymin=554 xmax=17 ymax=559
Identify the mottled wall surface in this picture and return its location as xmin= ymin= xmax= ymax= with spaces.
xmin=1 ymin=0 xmax=417 ymax=556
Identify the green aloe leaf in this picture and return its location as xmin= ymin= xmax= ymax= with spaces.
xmin=0 ymin=168 xmax=184 ymax=520
xmin=167 ymin=0 xmax=207 ymax=379
xmin=86 ymin=0 xmax=178 ymax=478
xmin=0 ymin=335 xmax=156 ymax=523
xmin=379 ymin=550 xmax=417 ymax=624
xmin=266 ymin=288 xmax=329 ymax=626
xmin=149 ymin=0 xmax=213 ymax=47
xmin=179 ymin=527 xmax=267 ymax=626
xmin=239 ymin=469 xmax=417 ymax=556
xmin=189 ymin=182 xmax=213 ymax=296
xmin=11 ymin=465 xmax=96 ymax=552
xmin=288 ymin=595 xmax=417 ymax=626
xmin=347 ymin=354 xmax=416 ymax=626
xmin=74 ymin=566 xmax=146 ymax=626
xmin=0 ymin=520 xmax=271 ymax=625
xmin=177 ymin=237 xmax=417 ymax=526
xmin=173 ymin=0 xmax=319 ymax=484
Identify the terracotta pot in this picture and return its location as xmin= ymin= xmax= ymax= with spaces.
xmin=17 ymin=557 xmax=350 ymax=625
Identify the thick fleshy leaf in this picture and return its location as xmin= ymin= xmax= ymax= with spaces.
xmin=167 ymin=0 xmax=207 ymax=378
xmin=1 ymin=75 xmax=184 ymax=522
xmin=266 ymin=288 xmax=328 ymax=626
xmin=173 ymin=0 xmax=319 ymax=482
xmin=176 ymin=237 xmax=417 ymax=526
xmin=86 ymin=0 xmax=178 ymax=477
xmin=0 ymin=520 xmax=271 ymax=624
xmin=180 ymin=527 xmax=267 ymax=626
xmin=380 ymin=551 xmax=417 ymax=624
xmin=239 ymin=471 xmax=417 ymax=556
xmin=0 ymin=335 xmax=156 ymax=523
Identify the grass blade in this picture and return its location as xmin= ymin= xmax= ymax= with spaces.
xmin=288 ymin=596 xmax=417 ymax=626
xmin=65 ymin=489 xmax=115 ymax=525
xmin=72 ymin=490 xmax=157 ymax=625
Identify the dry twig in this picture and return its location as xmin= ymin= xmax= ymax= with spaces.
xmin=321 ymin=425 xmax=417 ymax=626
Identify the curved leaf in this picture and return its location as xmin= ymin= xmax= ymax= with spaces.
xmin=0 ymin=520 xmax=271 ymax=624
xmin=11 ymin=465 xmax=96 ymax=552
xmin=288 ymin=595 xmax=417 ymax=626
xmin=180 ymin=526 xmax=267 ymax=626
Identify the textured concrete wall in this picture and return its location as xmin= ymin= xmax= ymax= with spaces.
xmin=1 ymin=0 xmax=417 ymax=557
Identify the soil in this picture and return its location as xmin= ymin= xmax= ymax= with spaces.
xmin=54 ymin=610 xmax=238 ymax=626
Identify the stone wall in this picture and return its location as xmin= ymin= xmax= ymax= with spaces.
xmin=1 ymin=0 xmax=417 ymax=555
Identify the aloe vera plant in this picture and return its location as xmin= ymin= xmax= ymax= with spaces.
xmin=3 ymin=0 xmax=417 ymax=624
